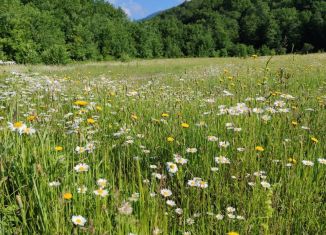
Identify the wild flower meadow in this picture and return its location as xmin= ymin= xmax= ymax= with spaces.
xmin=0 ymin=54 xmax=325 ymax=234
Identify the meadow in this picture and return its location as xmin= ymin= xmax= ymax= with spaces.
xmin=0 ymin=54 xmax=325 ymax=234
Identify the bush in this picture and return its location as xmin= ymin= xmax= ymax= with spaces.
xmin=41 ymin=45 xmax=70 ymax=65
xmin=15 ymin=47 xmax=41 ymax=64
xmin=219 ymin=48 xmax=228 ymax=57
xmin=119 ymin=53 xmax=132 ymax=62
xmin=246 ymin=45 xmax=256 ymax=56
xmin=228 ymin=44 xmax=252 ymax=57
xmin=0 ymin=50 xmax=7 ymax=61
xmin=260 ymin=45 xmax=272 ymax=56
xmin=276 ymin=47 xmax=287 ymax=55
xmin=301 ymin=43 xmax=314 ymax=54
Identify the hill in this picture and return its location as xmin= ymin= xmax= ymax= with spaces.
xmin=148 ymin=0 xmax=326 ymax=57
xmin=0 ymin=0 xmax=325 ymax=64
xmin=140 ymin=11 xmax=164 ymax=21
xmin=0 ymin=0 xmax=133 ymax=64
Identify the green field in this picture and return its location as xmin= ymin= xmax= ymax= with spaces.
xmin=0 ymin=54 xmax=325 ymax=234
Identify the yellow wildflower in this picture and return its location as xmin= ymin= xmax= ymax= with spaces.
xmin=227 ymin=232 xmax=239 ymax=235
xmin=55 ymin=146 xmax=63 ymax=151
xmin=288 ymin=158 xmax=297 ymax=164
xmin=27 ymin=115 xmax=37 ymax=122
xmin=181 ymin=123 xmax=189 ymax=128
xmin=131 ymin=114 xmax=138 ymax=120
xmin=74 ymin=100 xmax=88 ymax=106
xmin=311 ymin=137 xmax=318 ymax=144
xmin=63 ymin=193 xmax=72 ymax=200
xmin=87 ymin=118 xmax=95 ymax=124
xmin=255 ymin=146 xmax=264 ymax=152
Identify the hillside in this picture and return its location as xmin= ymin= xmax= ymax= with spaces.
xmin=0 ymin=0 xmax=325 ymax=64
xmin=149 ymin=0 xmax=326 ymax=57
xmin=0 ymin=0 xmax=133 ymax=64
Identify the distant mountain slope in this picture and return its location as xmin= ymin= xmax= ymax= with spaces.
xmin=140 ymin=10 xmax=164 ymax=21
xmin=147 ymin=0 xmax=326 ymax=57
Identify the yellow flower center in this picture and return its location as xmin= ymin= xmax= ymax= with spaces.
xmin=14 ymin=122 xmax=23 ymax=128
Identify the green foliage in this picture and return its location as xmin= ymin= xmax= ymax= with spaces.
xmin=301 ymin=43 xmax=314 ymax=54
xmin=41 ymin=45 xmax=70 ymax=65
xmin=0 ymin=0 xmax=325 ymax=64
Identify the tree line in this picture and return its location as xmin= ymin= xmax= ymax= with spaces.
xmin=0 ymin=0 xmax=325 ymax=64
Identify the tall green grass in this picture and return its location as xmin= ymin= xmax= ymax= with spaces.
xmin=0 ymin=54 xmax=325 ymax=234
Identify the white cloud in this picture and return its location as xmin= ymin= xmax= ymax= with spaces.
xmin=122 ymin=7 xmax=131 ymax=17
xmin=107 ymin=0 xmax=147 ymax=19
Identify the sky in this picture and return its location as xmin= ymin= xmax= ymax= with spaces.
xmin=107 ymin=0 xmax=186 ymax=20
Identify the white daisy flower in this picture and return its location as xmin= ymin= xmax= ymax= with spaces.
xmin=49 ymin=181 xmax=61 ymax=187
xmin=261 ymin=181 xmax=271 ymax=188
xmin=302 ymin=160 xmax=314 ymax=166
xmin=75 ymin=146 xmax=86 ymax=154
xmin=96 ymin=178 xmax=107 ymax=188
xmin=211 ymin=167 xmax=219 ymax=172
xmin=77 ymin=185 xmax=87 ymax=194
xmin=219 ymin=141 xmax=230 ymax=148
xmin=74 ymin=163 xmax=89 ymax=173
xmin=93 ymin=188 xmax=108 ymax=197
xmin=160 ymin=189 xmax=172 ymax=197
xmin=216 ymin=214 xmax=224 ymax=220
xmin=317 ymin=158 xmax=326 ymax=165
xmin=71 ymin=215 xmax=87 ymax=226
xmin=207 ymin=136 xmax=219 ymax=142
xmin=198 ymin=180 xmax=208 ymax=189
xmin=175 ymin=208 xmax=183 ymax=215
xmin=186 ymin=148 xmax=197 ymax=153
xmin=166 ymin=200 xmax=176 ymax=207
xmin=166 ymin=162 xmax=178 ymax=174
xmin=226 ymin=207 xmax=236 ymax=213
xmin=215 ymin=156 xmax=230 ymax=164
xmin=187 ymin=179 xmax=197 ymax=187
xmin=118 ymin=201 xmax=133 ymax=215
xmin=174 ymin=156 xmax=188 ymax=165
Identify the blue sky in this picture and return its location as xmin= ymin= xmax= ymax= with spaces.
xmin=107 ymin=0 xmax=185 ymax=20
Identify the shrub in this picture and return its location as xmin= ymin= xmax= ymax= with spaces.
xmin=301 ymin=43 xmax=314 ymax=54
xmin=41 ymin=45 xmax=70 ymax=65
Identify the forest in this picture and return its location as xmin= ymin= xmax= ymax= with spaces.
xmin=0 ymin=0 xmax=325 ymax=64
